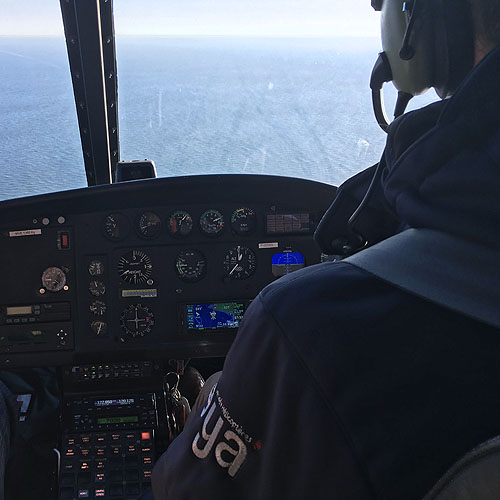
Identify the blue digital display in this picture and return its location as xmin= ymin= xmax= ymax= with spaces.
xmin=186 ymin=302 xmax=246 ymax=331
xmin=271 ymin=252 xmax=304 ymax=266
xmin=272 ymin=252 xmax=305 ymax=277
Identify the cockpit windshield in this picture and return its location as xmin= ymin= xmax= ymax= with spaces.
xmin=0 ymin=0 xmax=438 ymax=201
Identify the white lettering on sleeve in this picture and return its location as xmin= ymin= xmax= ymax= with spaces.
xmin=215 ymin=430 xmax=248 ymax=477
xmin=192 ymin=403 xmax=224 ymax=459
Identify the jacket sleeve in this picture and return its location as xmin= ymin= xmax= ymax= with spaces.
xmin=152 ymin=294 xmax=374 ymax=500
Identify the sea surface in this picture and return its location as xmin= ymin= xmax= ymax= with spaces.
xmin=0 ymin=36 xmax=437 ymax=201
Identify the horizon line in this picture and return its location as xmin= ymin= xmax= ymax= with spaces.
xmin=0 ymin=33 xmax=379 ymax=39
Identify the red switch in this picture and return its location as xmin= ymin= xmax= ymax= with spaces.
xmin=60 ymin=232 xmax=70 ymax=249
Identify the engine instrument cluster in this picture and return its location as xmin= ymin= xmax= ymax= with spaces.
xmin=0 ymin=175 xmax=336 ymax=367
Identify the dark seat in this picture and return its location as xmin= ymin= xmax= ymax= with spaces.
xmin=424 ymin=436 xmax=500 ymax=500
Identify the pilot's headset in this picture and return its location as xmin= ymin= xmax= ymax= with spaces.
xmin=370 ymin=0 xmax=475 ymax=131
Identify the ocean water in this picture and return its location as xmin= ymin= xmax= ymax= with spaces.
xmin=0 ymin=36 xmax=437 ymax=201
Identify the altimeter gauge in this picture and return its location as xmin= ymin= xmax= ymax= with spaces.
xmin=41 ymin=267 xmax=67 ymax=292
xmin=175 ymin=249 xmax=207 ymax=282
xmin=223 ymin=246 xmax=256 ymax=280
xmin=120 ymin=304 xmax=154 ymax=338
xmin=118 ymin=250 xmax=153 ymax=285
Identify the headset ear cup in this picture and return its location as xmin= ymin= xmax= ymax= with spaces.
xmin=433 ymin=0 xmax=475 ymax=97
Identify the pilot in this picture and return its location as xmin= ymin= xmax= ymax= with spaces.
xmin=151 ymin=1 xmax=500 ymax=499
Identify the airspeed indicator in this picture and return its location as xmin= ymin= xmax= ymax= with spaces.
xmin=175 ymin=249 xmax=206 ymax=282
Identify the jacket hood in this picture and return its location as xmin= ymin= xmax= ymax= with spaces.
xmin=382 ymin=43 xmax=500 ymax=250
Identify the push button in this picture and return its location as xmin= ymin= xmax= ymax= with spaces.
xmin=60 ymin=473 xmax=75 ymax=486
xmin=124 ymin=455 xmax=138 ymax=466
xmin=78 ymin=471 xmax=91 ymax=484
xmin=60 ymin=487 xmax=74 ymax=500
xmin=109 ymin=456 xmax=123 ymax=466
xmin=124 ymin=469 xmax=139 ymax=481
xmin=110 ymin=469 xmax=123 ymax=482
xmin=95 ymin=446 xmax=107 ymax=457
xmin=95 ymin=459 xmax=106 ymax=470
xmin=125 ymin=483 xmax=140 ymax=496
xmin=109 ymin=484 xmax=123 ymax=496
xmin=95 ymin=472 xmax=105 ymax=483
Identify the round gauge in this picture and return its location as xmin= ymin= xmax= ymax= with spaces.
xmin=200 ymin=209 xmax=224 ymax=236
xmin=231 ymin=207 xmax=257 ymax=236
xmin=120 ymin=304 xmax=155 ymax=338
xmin=223 ymin=246 xmax=256 ymax=280
xmin=103 ymin=213 xmax=130 ymax=241
xmin=41 ymin=267 xmax=67 ymax=292
xmin=175 ymin=249 xmax=207 ymax=282
xmin=91 ymin=320 xmax=107 ymax=336
xmin=89 ymin=300 xmax=106 ymax=316
xmin=137 ymin=211 xmax=162 ymax=238
xmin=168 ymin=210 xmax=193 ymax=237
xmin=89 ymin=280 xmax=106 ymax=297
xmin=118 ymin=250 xmax=153 ymax=285
xmin=271 ymin=250 xmax=305 ymax=277
xmin=88 ymin=260 xmax=104 ymax=276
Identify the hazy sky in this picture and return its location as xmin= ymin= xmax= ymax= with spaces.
xmin=0 ymin=0 xmax=380 ymax=37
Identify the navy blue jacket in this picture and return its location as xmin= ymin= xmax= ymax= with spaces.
xmin=152 ymin=45 xmax=500 ymax=499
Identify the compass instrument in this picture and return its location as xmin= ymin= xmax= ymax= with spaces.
xmin=120 ymin=304 xmax=154 ymax=338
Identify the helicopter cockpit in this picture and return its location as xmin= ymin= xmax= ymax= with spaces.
xmin=3 ymin=0 xmax=499 ymax=499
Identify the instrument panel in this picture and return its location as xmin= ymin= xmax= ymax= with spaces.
xmin=0 ymin=174 xmax=336 ymax=367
